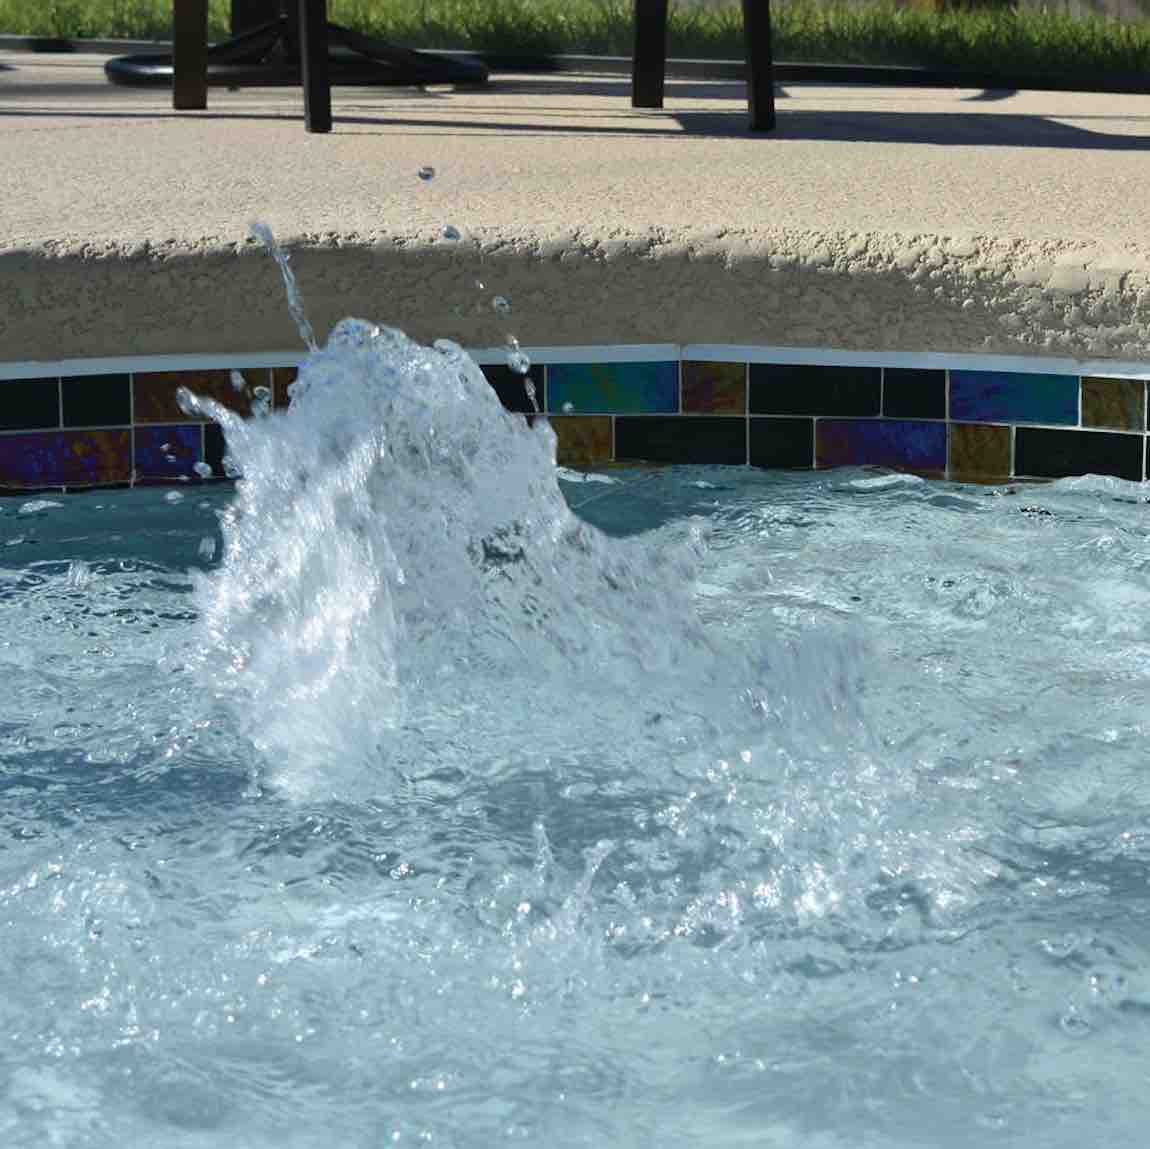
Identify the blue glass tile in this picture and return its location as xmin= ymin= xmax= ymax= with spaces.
xmin=0 ymin=430 xmax=130 ymax=487
xmin=134 ymin=425 xmax=203 ymax=481
xmin=546 ymin=362 xmax=677 ymax=414
xmin=817 ymin=420 xmax=947 ymax=471
xmin=949 ymin=371 xmax=1078 ymax=425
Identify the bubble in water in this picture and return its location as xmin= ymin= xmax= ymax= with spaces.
xmin=441 ymin=224 xmax=461 ymax=241
xmin=164 ymin=455 xmax=178 ymax=463
xmin=562 ymin=401 xmax=574 ymax=413
xmin=164 ymin=491 xmax=184 ymax=503
xmin=418 ymin=166 xmax=435 ymax=181
xmin=193 ymin=461 xmax=214 ymax=479
xmin=492 ymin=296 xmax=512 ymax=315
xmin=161 ymin=442 xmax=172 ymax=453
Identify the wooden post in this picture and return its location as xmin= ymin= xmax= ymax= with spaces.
xmin=632 ymin=0 xmax=668 ymax=109
xmin=743 ymin=0 xmax=776 ymax=131
xmin=173 ymin=0 xmax=209 ymax=111
xmin=299 ymin=0 xmax=332 ymax=134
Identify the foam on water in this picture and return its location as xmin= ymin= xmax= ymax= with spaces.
xmin=3 ymin=227 xmax=1150 ymax=1147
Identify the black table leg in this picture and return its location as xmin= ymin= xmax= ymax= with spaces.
xmin=632 ymin=0 xmax=668 ymax=109
xmin=173 ymin=0 xmax=208 ymax=110
xmin=231 ymin=0 xmax=268 ymax=35
xmin=107 ymin=2 xmax=488 ymax=91
xmin=743 ymin=0 xmax=776 ymax=131
xmin=299 ymin=0 xmax=331 ymax=133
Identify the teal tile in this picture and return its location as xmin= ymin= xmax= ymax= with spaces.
xmin=546 ymin=362 xmax=678 ymax=414
xmin=949 ymin=371 xmax=1078 ymax=425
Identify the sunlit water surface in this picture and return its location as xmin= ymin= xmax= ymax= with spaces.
xmin=4 ymin=324 xmax=1150 ymax=1148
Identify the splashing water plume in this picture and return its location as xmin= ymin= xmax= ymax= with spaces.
xmin=5 ymin=220 xmax=1150 ymax=1148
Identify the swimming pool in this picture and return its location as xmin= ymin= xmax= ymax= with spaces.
xmin=3 ymin=306 xmax=1150 ymax=1147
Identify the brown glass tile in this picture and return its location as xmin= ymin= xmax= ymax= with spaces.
xmin=133 ymin=369 xmax=267 ymax=423
xmin=949 ymin=423 xmax=1011 ymax=480
xmin=550 ymin=416 xmax=612 ymax=467
xmin=272 ymin=366 xmax=299 ymax=410
xmin=1081 ymin=376 xmax=1144 ymax=431
xmin=682 ymin=361 xmax=746 ymax=414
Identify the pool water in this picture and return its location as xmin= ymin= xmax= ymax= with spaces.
xmin=5 ymin=320 xmax=1150 ymax=1149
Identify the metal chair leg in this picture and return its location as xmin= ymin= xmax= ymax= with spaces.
xmin=743 ymin=0 xmax=777 ymax=131
xmin=173 ymin=0 xmax=208 ymax=110
xmin=299 ymin=0 xmax=332 ymax=133
xmin=632 ymin=0 xmax=668 ymax=109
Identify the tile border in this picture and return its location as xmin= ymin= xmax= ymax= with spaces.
xmin=2 ymin=343 xmax=1150 ymax=490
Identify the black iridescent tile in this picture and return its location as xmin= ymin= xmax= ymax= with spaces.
xmin=614 ymin=417 xmax=745 ymax=465
xmin=61 ymin=374 xmax=131 ymax=428
xmin=883 ymin=368 xmax=945 ymax=419
xmin=749 ymin=364 xmax=881 ymax=416
xmin=1016 ymin=427 xmax=1142 ymax=482
xmin=0 ymin=378 xmax=60 ymax=430
xmin=481 ymin=364 xmax=545 ymax=414
xmin=749 ymin=418 xmax=814 ymax=468
xmin=204 ymin=423 xmax=229 ymax=478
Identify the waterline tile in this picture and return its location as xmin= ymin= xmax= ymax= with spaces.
xmin=816 ymin=419 xmax=946 ymax=473
xmin=547 ymin=362 xmax=678 ymax=414
xmin=950 ymin=371 xmax=1078 ymax=426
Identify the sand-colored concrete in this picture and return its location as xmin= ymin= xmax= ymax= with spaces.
xmin=4 ymin=49 xmax=1150 ymax=362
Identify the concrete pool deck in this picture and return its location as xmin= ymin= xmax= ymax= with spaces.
xmin=3 ymin=47 xmax=1150 ymax=363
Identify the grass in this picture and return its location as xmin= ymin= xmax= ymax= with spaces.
xmin=3 ymin=0 xmax=1150 ymax=76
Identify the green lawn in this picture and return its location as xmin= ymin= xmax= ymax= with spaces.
xmin=5 ymin=0 xmax=1150 ymax=76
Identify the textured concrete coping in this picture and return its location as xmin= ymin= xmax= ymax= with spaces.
xmin=4 ymin=50 xmax=1150 ymax=362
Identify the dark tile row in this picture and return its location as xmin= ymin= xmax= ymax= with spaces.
xmin=5 ymin=363 xmax=1146 ymax=429
xmin=2 ymin=359 xmax=1148 ymax=488
xmin=549 ymin=416 xmax=1143 ymax=482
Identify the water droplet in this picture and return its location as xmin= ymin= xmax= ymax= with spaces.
xmin=492 ymin=295 xmax=512 ymax=315
xmin=230 ymin=370 xmax=248 ymax=393
xmin=441 ymin=224 xmax=460 ymax=241
xmin=506 ymin=350 xmax=531 ymax=376
xmin=164 ymin=490 xmax=184 ymax=503
xmin=193 ymin=461 xmax=213 ymax=479
xmin=562 ymin=401 xmax=574 ymax=413
xmin=164 ymin=455 xmax=178 ymax=463
xmin=418 ymin=166 xmax=435 ymax=181
xmin=474 ymin=280 xmax=485 ymax=292
xmin=160 ymin=442 xmax=172 ymax=453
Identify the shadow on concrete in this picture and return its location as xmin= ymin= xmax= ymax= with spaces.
xmin=3 ymin=102 xmax=1149 ymax=150
xmin=2 ymin=74 xmax=1148 ymax=148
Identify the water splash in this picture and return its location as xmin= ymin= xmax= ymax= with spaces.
xmin=189 ymin=226 xmax=728 ymax=797
xmin=249 ymin=222 xmax=317 ymax=352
